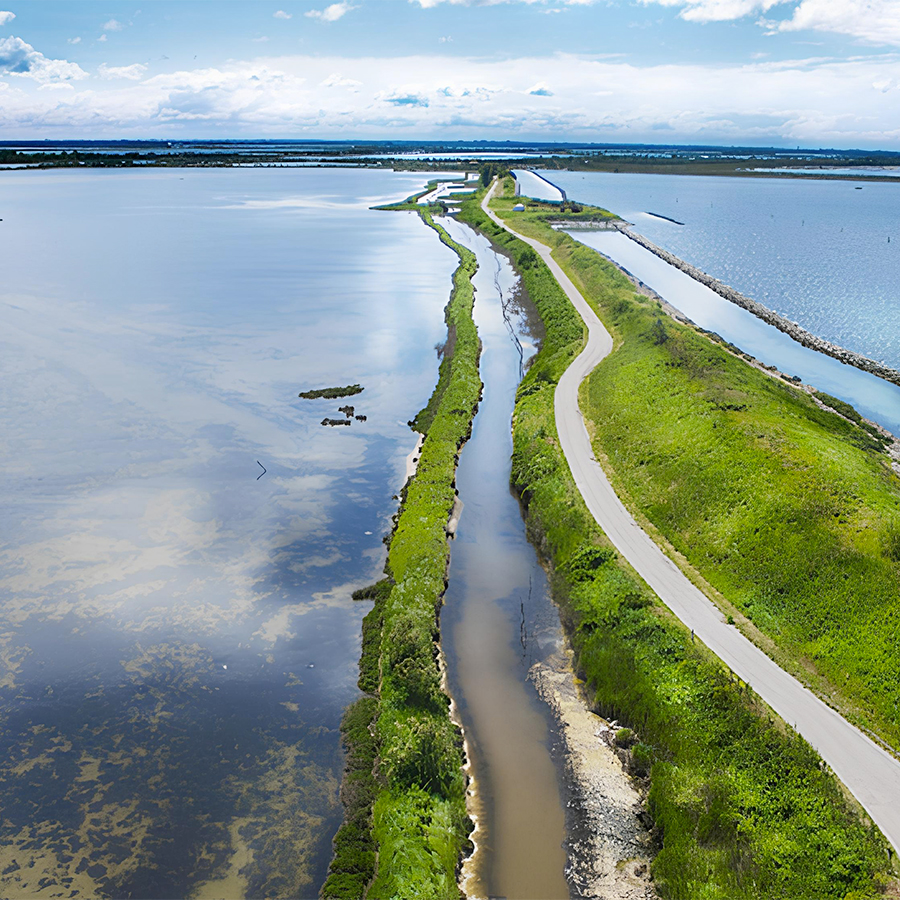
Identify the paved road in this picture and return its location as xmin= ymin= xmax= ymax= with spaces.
xmin=481 ymin=182 xmax=900 ymax=854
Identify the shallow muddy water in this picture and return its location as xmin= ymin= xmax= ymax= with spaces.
xmin=0 ymin=168 xmax=459 ymax=898
xmin=439 ymin=216 xmax=570 ymax=900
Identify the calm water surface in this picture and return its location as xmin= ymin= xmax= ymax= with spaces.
xmin=513 ymin=170 xmax=900 ymax=436
xmin=545 ymin=171 xmax=900 ymax=370
xmin=439 ymin=216 xmax=569 ymax=900
xmin=0 ymin=168 xmax=458 ymax=898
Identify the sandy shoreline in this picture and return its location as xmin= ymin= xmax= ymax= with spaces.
xmin=403 ymin=432 xmax=424 ymax=485
xmin=530 ymin=649 xmax=657 ymax=900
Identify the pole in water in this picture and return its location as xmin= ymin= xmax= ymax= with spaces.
xmin=256 ymin=461 xmax=267 ymax=480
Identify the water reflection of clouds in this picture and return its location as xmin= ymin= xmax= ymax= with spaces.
xmin=219 ymin=193 xmax=397 ymax=211
xmin=0 ymin=168 xmax=457 ymax=894
xmin=0 ymin=458 xmax=357 ymax=632
xmin=253 ymin=580 xmax=364 ymax=645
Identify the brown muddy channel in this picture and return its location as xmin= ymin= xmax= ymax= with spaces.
xmin=439 ymin=216 xmax=570 ymax=900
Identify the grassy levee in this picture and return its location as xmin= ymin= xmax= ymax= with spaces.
xmin=455 ymin=183 xmax=894 ymax=898
xmin=322 ymin=211 xmax=480 ymax=899
xmin=580 ymin=297 xmax=900 ymax=737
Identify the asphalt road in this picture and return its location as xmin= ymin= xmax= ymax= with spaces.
xmin=481 ymin=182 xmax=900 ymax=855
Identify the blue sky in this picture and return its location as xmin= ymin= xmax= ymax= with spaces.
xmin=1 ymin=0 xmax=899 ymax=147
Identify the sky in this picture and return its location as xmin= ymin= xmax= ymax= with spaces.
xmin=0 ymin=0 xmax=899 ymax=147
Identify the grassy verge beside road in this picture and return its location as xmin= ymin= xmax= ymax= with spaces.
xmin=456 ymin=183 xmax=895 ymax=898
xmin=479 ymin=178 xmax=900 ymax=750
xmin=323 ymin=210 xmax=480 ymax=899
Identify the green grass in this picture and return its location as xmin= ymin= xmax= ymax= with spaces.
xmin=298 ymin=384 xmax=364 ymax=400
xmin=570 ymin=246 xmax=900 ymax=752
xmin=486 ymin=176 xmax=900 ymax=750
xmin=324 ymin=209 xmax=480 ymax=899
xmin=454 ymin=181 xmax=896 ymax=899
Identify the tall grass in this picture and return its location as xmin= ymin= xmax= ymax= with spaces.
xmin=457 ymin=185 xmax=894 ymax=898
xmin=324 ymin=212 xmax=481 ymax=899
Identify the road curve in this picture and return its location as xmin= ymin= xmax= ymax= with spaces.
xmin=481 ymin=182 xmax=900 ymax=854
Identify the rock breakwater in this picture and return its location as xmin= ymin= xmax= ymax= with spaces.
xmin=617 ymin=225 xmax=900 ymax=388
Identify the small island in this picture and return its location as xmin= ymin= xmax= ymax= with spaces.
xmin=298 ymin=384 xmax=364 ymax=400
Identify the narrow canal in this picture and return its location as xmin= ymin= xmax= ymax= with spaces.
xmin=438 ymin=215 xmax=570 ymax=900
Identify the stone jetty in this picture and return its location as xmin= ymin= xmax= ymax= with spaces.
xmin=616 ymin=224 xmax=900 ymax=387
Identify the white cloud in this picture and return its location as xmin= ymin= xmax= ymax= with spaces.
xmin=305 ymin=2 xmax=356 ymax=21
xmin=642 ymin=0 xmax=900 ymax=39
xmin=98 ymin=34 xmax=108 ymax=42
xmin=273 ymin=9 xmax=292 ymax=18
xmin=102 ymin=18 xmax=125 ymax=31
xmin=0 ymin=10 xmax=15 ymax=26
xmin=0 ymin=36 xmax=88 ymax=82
xmin=68 ymin=36 xmax=82 ymax=45
xmin=253 ymin=35 xmax=270 ymax=41
xmin=775 ymin=0 xmax=900 ymax=46
xmin=527 ymin=81 xmax=553 ymax=95
xmin=98 ymin=62 xmax=147 ymax=80
xmin=321 ymin=72 xmax=362 ymax=88
xmin=0 ymin=51 xmax=899 ymax=148
xmin=639 ymin=0 xmax=786 ymax=22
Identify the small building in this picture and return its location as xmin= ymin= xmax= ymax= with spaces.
xmin=513 ymin=203 xmax=526 ymax=212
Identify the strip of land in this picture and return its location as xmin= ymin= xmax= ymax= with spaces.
xmin=323 ymin=210 xmax=480 ymax=900
xmin=447 ymin=177 xmax=896 ymax=896
xmin=480 ymin=179 xmax=900 ymax=855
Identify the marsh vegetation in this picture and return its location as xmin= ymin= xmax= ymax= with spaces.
xmin=453 ymin=180 xmax=897 ymax=898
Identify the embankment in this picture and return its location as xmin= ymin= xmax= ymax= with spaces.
xmin=456 ymin=184 xmax=895 ymax=899
xmin=616 ymin=225 xmax=900 ymax=387
xmin=322 ymin=210 xmax=481 ymax=899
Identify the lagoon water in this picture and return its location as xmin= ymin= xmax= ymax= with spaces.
xmin=544 ymin=171 xmax=900 ymax=372
xmin=513 ymin=170 xmax=900 ymax=436
xmin=0 ymin=168 xmax=459 ymax=898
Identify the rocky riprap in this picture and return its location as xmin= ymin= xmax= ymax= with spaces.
xmin=617 ymin=225 xmax=900 ymax=388
xmin=529 ymin=651 xmax=657 ymax=900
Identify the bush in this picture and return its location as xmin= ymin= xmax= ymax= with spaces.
xmin=631 ymin=742 xmax=655 ymax=778
xmin=566 ymin=545 xmax=617 ymax=581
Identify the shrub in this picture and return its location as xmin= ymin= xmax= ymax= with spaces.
xmin=566 ymin=545 xmax=617 ymax=581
